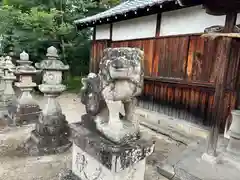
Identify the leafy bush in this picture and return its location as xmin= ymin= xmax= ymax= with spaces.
xmin=0 ymin=0 xmax=121 ymax=82
xmin=63 ymin=75 xmax=83 ymax=93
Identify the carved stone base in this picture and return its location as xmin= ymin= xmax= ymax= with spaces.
xmin=7 ymin=102 xmax=41 ymax=126
xmin=24 ymin=130 xmax=72 ymax=156
xmin=70 ymin=123 xmax=154 ymax=180
xmin=24 ymin=113 xmax=72 ymax=156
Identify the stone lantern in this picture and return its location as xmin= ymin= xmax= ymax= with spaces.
xmin=226 ymin=110 xmax=240 ymax=156
xmin=25 ymin=46 xmax=71 ymax=156
xmin=8 ymin=51 xmax=41 ymax=125
xmin=2 ymin=56 xmax=16 ymax=103
xmin=0 ymin=56 xmax=6 ymax=117
xmin=0 ymin=56 xmax=5 ymax=93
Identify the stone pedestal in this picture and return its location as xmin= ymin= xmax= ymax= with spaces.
xmin=24 ymin=46 xmax=71 ymax=156
xmin=63 ymin=123 xmax=154 ymax=180
xmin=8 ymin=51 xmax=41 ymax=125
xmin=59 ymin=47 xmax=153 ymax=180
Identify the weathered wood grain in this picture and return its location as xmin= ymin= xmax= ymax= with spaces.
xmin=90 ymin=34 xmax=240 ymax=130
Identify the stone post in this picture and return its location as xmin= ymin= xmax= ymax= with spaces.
xmin=24 ymin=46 xmax=71 ymax=156
xmin=8 ymin=51 xmax=41 ymax=125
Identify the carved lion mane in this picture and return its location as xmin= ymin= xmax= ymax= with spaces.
xmin=99 ymin=48 xmax=144 ymax=98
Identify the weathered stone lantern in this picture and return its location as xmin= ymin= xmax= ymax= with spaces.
xmin=226 ymin=110 xmax=240 ymax=156
xmin=25 ymin=46 xmax=71 ymax=156
xmin=0 ymin=56 xmax=6 ymax=117
xmin=8 ymin=51 xmax=41 ymax=125
xmin=0 ymin=56 xmax=5 ymax=94
xmin=2 ymin=56 xmax=16 ymax=104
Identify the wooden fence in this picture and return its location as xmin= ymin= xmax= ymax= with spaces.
xmin=90 ymin=34 xmax=240 ymax=130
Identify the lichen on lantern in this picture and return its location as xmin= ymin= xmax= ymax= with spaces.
xmin=0 ymin=56 xmax=5 ymax=93
xmin=6 ymin=51 xmax=42 ymax=126
xmin=35 ymin=46 xmax=69 ymax=96
xmin=2 ymin=56 xmax=16 ymax=101
xmin=35 ymin=46 xmax=69 ymax=71
xmin=25 ymin=46 xmax=71 ymax=156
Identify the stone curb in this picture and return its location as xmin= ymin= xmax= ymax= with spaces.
xmin=157 ymin=154 xmax=203 ymax=180
xmin=135 ymin=107 xmax=209 ymax=145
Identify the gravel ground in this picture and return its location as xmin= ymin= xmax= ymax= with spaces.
xmin=0 ymin=93 xmax=186 ymax=180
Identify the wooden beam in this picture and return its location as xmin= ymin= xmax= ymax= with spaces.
xmin=144 ymin=76 xmax=235 ymax=92
xmin=90 ymin=29 xmax=96 ymax=72
xmin=224 ymin=12 xmax=237 ymax=33
xmin=236 ymin=65 xmax=240 ymax=109
xmin=93 ymin=26 xmax=96 ymax=41
xmin=155 ymin=13 xmax=161 ymax=37
xmin=207 ymin=12 xmax=237 ymax=156
xmin=204 ymin=0 xmax=240 ymax=15
xmin=89 ymin=41 xmax=95 ymax=73
xmin=202 ymin=33 xmax=240 ymax=39
xmin=107 ymin=23 xmax=113 ymax=47
xmin=110 ymin=23 xmax=113 ymax=41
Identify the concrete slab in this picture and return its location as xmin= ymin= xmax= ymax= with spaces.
xmin=0 ymin=93 xmax=187 ymax=180
xmin=157 ymin=136 xmax=240 ymax=180
xmin=135 ymin=107 xmax=210 ymax=145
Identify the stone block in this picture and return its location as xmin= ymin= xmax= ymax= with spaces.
xmin=71 ymin=124 xmax=154 ymax=180
xmin=7 ymin=102 xmax=41 ymax=125
xmin=25 ymin=129 xmax=71 ymax=156
xmin=24 ymin=113 xmax=71 ymax=156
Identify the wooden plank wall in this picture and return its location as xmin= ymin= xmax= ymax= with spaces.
xmin=90 ymin=40 xmax=108 ymax=73
xmin=90 ymin=35 xmax=240 ymax=130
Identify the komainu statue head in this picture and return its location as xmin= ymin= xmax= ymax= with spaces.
xmin=99 ymin=47 xmax=144 ymax=101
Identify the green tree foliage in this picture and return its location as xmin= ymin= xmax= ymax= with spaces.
xmin=0 ymin=0 xmax=120 ymax=77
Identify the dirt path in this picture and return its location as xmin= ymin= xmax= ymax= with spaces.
xmin=0 ymin=93 xmax=186 ymax=180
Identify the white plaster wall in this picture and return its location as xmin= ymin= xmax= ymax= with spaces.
xmin=95 ymin=24 xmax=110 ymax=40
xmin=237 ymin=13 xmax=240 ymax=24
xmin=160 ymin=5 xmax=226 ymax=36
xmin=112 ymin=14 xmax=157 ymax=41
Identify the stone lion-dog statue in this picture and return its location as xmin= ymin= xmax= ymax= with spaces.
xmin=81 ymin=47 xmax=144 ymax=144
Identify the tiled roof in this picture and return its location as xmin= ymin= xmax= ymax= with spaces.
xmin=74 ymin=0 xmax=176 ymax=25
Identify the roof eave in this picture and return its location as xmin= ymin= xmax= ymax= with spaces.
xmin=75 ymin=1 xmax=202 ymax=30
